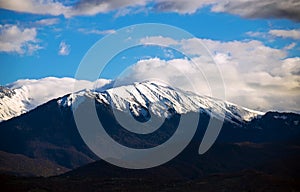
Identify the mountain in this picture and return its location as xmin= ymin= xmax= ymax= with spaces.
xmin=0 ymin=77 xmax=112 ymax=122
xmin=0 ymin=80 xmax=299 ymax=179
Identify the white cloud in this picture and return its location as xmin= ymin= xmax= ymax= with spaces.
xmin=246 ymin=31 xmax=268 ymax=38
xmin=117 ymin=57 xmax=211 ymax=95
xmin=269 ymin=29 xmax=300 ymax=40
xmin=0 ymin=24 xmax=41 ymax=54
xmin=9 ymin=77 xmax=94 ymax=107
xmin=9 ymin=77 xmax=113 ymax=104
xmin=1 ymin=77 xmax=113 ymax=121
xmin=35 ymin=18 xmax=59 ymax=26
xmin=284 ymin=42 xmax=297 ymax=50
xmin=0 ymin=0 xmax=71 ymax=16
xmin=78 ymin=28 xmax=116 ymax=35
xmin=140 ymin=36 xmax=178 ymax=46
xmin=58 ymin=41 xmax=70 ymax=56
xmin=154 ymin=0 xmax=214 ymax=14
xmin=1 ymin=0 xmax=299 ymax=21
xmin=197 ymin=39 xmax=287 ymax=73
xmin=68 ymin=0 xmax=147 ymax=17
xmin=210 ymin=0 xmax=300 ymax=22
xmin=124 ymin=36 xmax=300 ymax=112
xmin=154 ymin=0 xmax=300 ymax=21
xmin=0 ymin=0 xmax=147 ymax=18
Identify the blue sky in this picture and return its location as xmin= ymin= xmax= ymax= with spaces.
xmin=0 ymin=0 xmax=300 ymax=111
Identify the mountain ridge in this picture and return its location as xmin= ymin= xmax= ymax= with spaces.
xmin=59 ymin=80 xmax=264 ymax=123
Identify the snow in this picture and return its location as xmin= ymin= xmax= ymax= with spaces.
xmin=60 ymin=81 xmax=265 ymax=122
xmin=274 ymin=115 xmax=288 ymax=120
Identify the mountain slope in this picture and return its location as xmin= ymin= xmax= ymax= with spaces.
xmin=0 ymin=150 xmax=68 ymax=177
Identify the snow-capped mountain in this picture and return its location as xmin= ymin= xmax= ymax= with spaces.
xmin=59 ymin=81 xmax=264 ymax=122
xmin=0 ymin=77 xmax=263 ymax=123
xmin=0 ymin=79 xmax=299 ymax=178
xmin=0 ymin=77 xmax=112 ymax=121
